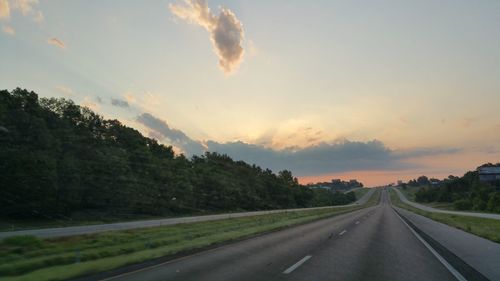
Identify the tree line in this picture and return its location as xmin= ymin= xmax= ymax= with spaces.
xmin=413 ymin=168 xmax=500 ymax=213
xmin=0 ymin=88 xmax=356 ymax=220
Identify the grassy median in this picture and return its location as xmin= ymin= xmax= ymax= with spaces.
xmin=0 ymin=190 xmax=379 ymax=281
xmin=353 ymin=188 xmax=370 ymax=200
xmin=388 ymin=188 xmax=500 ymax=243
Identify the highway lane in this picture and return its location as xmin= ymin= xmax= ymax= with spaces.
xmin=393 ymin=187 xmax=500 ymax=220
xmin=0 ymin=189 xmax=375 ymax=239
xmin=104 ymin=190 xmax=458 ymax=281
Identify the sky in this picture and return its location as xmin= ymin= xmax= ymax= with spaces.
xmin=1 ymin=0 xmax=500 ymax=186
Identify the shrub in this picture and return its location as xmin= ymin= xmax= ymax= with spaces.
xmin=2 ymin=235 xmax=43 ymax=248
xmin=472 ymin=197 xmax=487 ymax=211
xmin=454 ymin=199 xmax=472 ymax=210
xmin=487 ymin=193 xmax=500 ymax=213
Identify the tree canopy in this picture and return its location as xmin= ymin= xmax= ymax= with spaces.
xmin=0 ymin=88 xmax=356 ymax=220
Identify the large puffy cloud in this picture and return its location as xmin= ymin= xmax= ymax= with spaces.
xmin=0 ymin=0 xmax=10 ymax=19
xmin=136 ymin=113 xmax=205 ymax=156
xmin=135 ymin=112 xmax=461 ymax=177
xmin=205 ymin=140 xmax=461 ymax=176
xmin=0 ymin=0 xmax=43 ymax=22
xmin=169 ymin=0 xmax=245 ymax=74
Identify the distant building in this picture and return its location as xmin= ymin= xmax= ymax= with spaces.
xmin=429 ymin=179 xmax=440 ymax=186
xmin=478 ymin=166 xmax=500 ymax=182
xmin=397 ymin=180 xmax=403 ymax=186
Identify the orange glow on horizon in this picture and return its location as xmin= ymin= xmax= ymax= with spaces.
xmin=297 ymin=170 xmax=452 ymax=187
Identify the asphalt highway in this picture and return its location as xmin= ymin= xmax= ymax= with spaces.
xmin=105 ymin=190 xmax=459 ymax=281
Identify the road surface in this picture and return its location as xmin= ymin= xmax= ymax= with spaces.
xmin=393 ymin=187 xmax=500 ymax=220
xmin=0 ymin=189 xmax=376 ymax=239
xmin=98 ymin=190 xmax=460 ymax=281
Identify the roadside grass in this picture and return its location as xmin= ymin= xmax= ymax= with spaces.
xmin=396 ymin=187 xmax=499 ymax=214
xmin=397 ymin=186 xmax=423 ymax=201
xmin=424 ymin=202 xmax=455 ymax=210
xmin=388 ymin=188 xmax=500 ymax=243
xmin=0 ymin=190 xmax=380 ymax=281
xmin=0 ymin=210 xmax=250 ymax=232
xmin=353 ymin=188 xmax=370 ymax=200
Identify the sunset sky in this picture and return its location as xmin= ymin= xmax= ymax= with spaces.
xmin=1 ymin=0 xmax=499 ymax=186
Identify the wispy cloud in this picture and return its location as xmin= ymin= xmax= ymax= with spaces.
xmin=169 ymin=0 xmax=245 ymax=74
xmin=136 ymin=113 xmax=205 ymax=156
xmin=110 ymin=98 xmax=129 ymax=108
xmin=55 ymin=85 xmax=75 ymax=96
xmin=47 ymin=37 xmax=66 ymax=49
xmin=2 ymin=24 xmax=14 ymax=35
xmin=81 ymin=96 xmax=100 ymax=111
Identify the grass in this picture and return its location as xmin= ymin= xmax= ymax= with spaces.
xmin=0 ymin=191 xmax=380 ymax=281
xmin=353 ymin=188 xmax=370 ymax=200
xmin=0 ymin=210 xmax=253 ymax=232
xmin=423 ymin=202 xmax=455 ymax=210
xmin=388 ymin=188 xmax=500 ymax=244
xmin=397 ymin=187 xmax=491 ymax=213
xmin=397 ymin=186 xmax=423 ymax=201
xmin=0 ymin=214 xmax=166 ymax=232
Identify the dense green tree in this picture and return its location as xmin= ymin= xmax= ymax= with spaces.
xmin=0 ymin=88 xmax=357 ymax=220
xmin=414 ymin=169 xmax=500 ymax=213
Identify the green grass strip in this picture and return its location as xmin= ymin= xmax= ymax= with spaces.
xmin=1 ymin=191 xmax=380 ymax=281
xmin=388 ymin=188 xmax=500 ymax=243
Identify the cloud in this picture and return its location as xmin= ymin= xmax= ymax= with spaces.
xmin=11 ymin=0 xmax=38 ymax=15
xmin=32 ymin=9 xmax=42 ymax=23
xmin=136 ymin=113 xmax=205 ymax=156
xmin=169 ymin=0 xmax=245 ymax=74
xmin=110 ymin=98 xmax=129 ymax=108
xmin=135 ymin=113 xmax=461 ymax=177
xmin=47 ymin=37 xmax=66 ymax=49
xmin=205 ymin=140 xmax=400 ymax=175
xmin=55 ymin=85 xmax=75 ymax=97
xmin=81 ymin=96 xmax=100 ymax=111
xmin=0 ymin=0 xmax=43 ymax=22
xmin=0 ymin=0 xmax=10 ymax=19
xmin=205 ymin=140 xmax=462 ymax=176
xmin=2 ymin=24 xmax=14 ymax=35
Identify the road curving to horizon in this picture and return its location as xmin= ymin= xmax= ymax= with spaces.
xmin=392 ymin=187 xmax=500 ymax=220
xmin=0 ymin=189 xmax=376 ymax=239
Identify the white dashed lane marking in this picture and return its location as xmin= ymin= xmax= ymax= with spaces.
xmin=283 ymin=255 xmax=312 ymax=274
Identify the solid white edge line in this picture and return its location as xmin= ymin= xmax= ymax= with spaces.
xmin=393 ymin=210 xmax=467 ymax=281
xmin=339 ymin=230 xmax=347 ymax=236
xmin=283 ymin=255 xmax=312 ymax=274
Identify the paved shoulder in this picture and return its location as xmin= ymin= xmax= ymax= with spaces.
xmin=395 ymin=206 xmax=500 ymax=280
xmin=392 ymin=187 xmax=500 ymax=220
